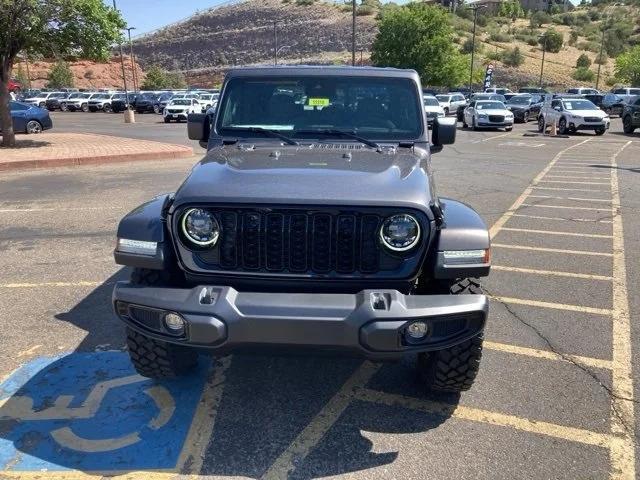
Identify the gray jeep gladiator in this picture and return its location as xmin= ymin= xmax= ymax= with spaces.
xmin=113 ymin=66 xmax=491 ymax=393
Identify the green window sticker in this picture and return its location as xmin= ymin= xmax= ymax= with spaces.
xmin=308 ymin=98 xmax=330 ymax=107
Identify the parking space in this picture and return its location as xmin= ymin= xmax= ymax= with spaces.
xmin=1 ymin=117 xmax=640 ymax=479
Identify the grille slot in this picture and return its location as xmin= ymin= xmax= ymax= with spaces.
xmin=584 ymin=117 xmax=601 ymax=122
xmin=488 ymin=115 xmax=505 ymax=123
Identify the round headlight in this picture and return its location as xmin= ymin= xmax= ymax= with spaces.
xmin=380 ymin=214 xmax=421 ymax=252
xmin=181 ymin=208 xmax=220 ymax=247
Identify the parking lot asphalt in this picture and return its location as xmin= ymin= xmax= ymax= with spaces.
xmin=1 ymin=114 xmax=640 ymax=479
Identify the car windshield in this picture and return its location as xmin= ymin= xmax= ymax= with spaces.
xmin=94 ymin=94 xmax=111 ymax=99
xmin=508 ymin=96 xmax=532 ymax=105
xmin=200 ymin=95 xmax=213 ymax=100
xmin=423 ymin=96 xmax=440 ymax=106
xmin=217 ymin=75 xmax=423 ymax=141
xmin=563 ymin=100 xmax=597 ymax=110
xmin=436 ymin=95 xmax=450 ymax=102
xmin=51 ymin=93 xmax=67 ymax=98
xmin=476 ymin=101 xmax=505 ymax=110
xmin=171 ymin=99 xmax=191 ymax=106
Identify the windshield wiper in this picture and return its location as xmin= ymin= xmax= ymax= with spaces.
xmin=230 ymin=127 xmax=298 ymax=146
xmin=294 ymin=129 xmax=381 ymax=151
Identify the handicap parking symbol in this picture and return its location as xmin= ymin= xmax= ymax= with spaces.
xmin=0 ymin=352 xmax=209 ymax=472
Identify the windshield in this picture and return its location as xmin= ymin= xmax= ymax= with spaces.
xmin=508 ymin=96 xmax=532 ymax=105
xmin=171 ymin=99 xmax=191 ymax=106
xmin=563 ymin=100 xmax=597 ymax=110
xmin=436 ymin=95 xmax=450 ymax=102
xmin=94 ymin=94 xmax=111 ymax=99
xmin=423 ymin=96 xmax=440 ymax=107
xmin=476 ymin=101 xmax=505 ymax=110
xmin=217 ymin=76 xmax=423 ymax=141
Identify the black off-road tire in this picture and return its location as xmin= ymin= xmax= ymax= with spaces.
xmin=418 ymin=278 xmax=484 ymax=393
xmin=623 ymin=116 xmax=635 ymax=134
xmin=126 ymin=328 xmax=198 ymax=379
xmin=125 ymin=267 xmax=196 ymax=379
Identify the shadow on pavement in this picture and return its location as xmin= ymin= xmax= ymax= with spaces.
xmin=0 ymin=138 xmax=51 ymax=149
xmin=590 ymin=164 xmax=640 ymax=174
xmin=0 ymin=270 xmax=458 ymax=477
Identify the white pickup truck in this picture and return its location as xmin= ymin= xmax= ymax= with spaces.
xmin=538 ymin=96 xmax=610 ymax=136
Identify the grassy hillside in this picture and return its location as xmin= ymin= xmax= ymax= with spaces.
xmin=132 ymin=0 xmax=640 ymax=90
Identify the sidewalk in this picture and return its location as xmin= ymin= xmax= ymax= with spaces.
xmin=0 ymin=133 xmax=194 ymax=171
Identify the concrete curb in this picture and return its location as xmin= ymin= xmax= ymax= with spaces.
xmin=0 ymin=146 xmax=194 ymax=172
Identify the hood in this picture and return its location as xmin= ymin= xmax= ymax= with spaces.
xmin=566 ymin=109 xmax=607 ymax=118
xmin=507 ymin=104 xmax=530 ymax=110
xmin=477 ymin=109 xmax=510 ymax=115
xmin=424 ymin=105 xmax=444 ymax=114
xmin=172 ymin=144 xmax=434 ymax=215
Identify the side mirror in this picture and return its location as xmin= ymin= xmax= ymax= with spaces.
xmin=553 ymin=106 xmax=562 ymax=111
xmin=431 ymin=117 xmax=456 ymax=154
xmin=187 ymin=113 xmax=210 ymax=146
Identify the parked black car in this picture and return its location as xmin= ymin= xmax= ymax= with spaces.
xmin=622 ymin=96 xmax=640 ymax=134
xmin=519 ymin=87 xmax=548 ymax=94
xmin=111 ymin=93 xmax=136 ymax=113
xmin=45 ymin=92 xmax=72 ymax=111
xmin=506 ymin=94 xmax=543 ymax=122
xmin=112 ymin=66 xmax=491 ymax=394
xmin=135 ymin=93 xmax=160 ymax=114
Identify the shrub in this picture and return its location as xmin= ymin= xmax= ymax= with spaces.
xmin=573 ymin=67 xmax=595 ymax=81
xmin=486 ymin=50 xmax=504 ymax=61
xmin=576 ymin=53 xmax=591 ymax=68
xmin=356 ymin=5 xmax=375 ymax=15
xmin=503 ymin=46 xmax=524 ymax=66
xmin=595 ymin=52 xmax=608 ymax=65
xmin=489 ymin=30 xmax=511 ymax=42
xmin=47 ymin=60 xmax=74 ymax=89
xmin=578 ymin=41 xmax=601 ymax=53
xmin=461 ymin=37 xmax=483 ymax=54
xmin=539 ymin=29 xmax=563 ymax=53
xmin=530 ymin=11 xmax=552 ymax=28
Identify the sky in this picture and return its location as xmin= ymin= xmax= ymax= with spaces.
xmin=107 ymin=0 xmax=407 ymax=37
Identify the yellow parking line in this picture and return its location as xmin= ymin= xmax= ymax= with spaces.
xmin=533 ymin=187 xmax=611 ymax=192
xmin=262 ymin=361 xmax=381 ymax=480
xmin=511 ymin=213 xmax=613 ymax=224
xmin=177 ymin=356 xmax=231 ymax=474
xmin=521 ymin=203 xmax=614 ymax=212
xmin=0 ymin=281 xmax=102 ymax=288
xmin=528 ymin=195 xmax=612 ymax=202
xmin=490 ymin=296 xmax=612 ymax=316
xmin=492 ymin=265 xmax=613 ymax=281
xmin=488 ymin=139 xmax=591 ymax=239
xmin=355 ymin=389 xmax=612 ymax=448
xmin=501 ymin=227 xmax=613 ymax=239
xmin=484 ymin=341 xmax=613 ymax=370
xmin=481 ymin=131 xmax=514 ymax=142
xmin=492 ymin=243 xmax=613 ymax=257
xmin=608 ymin=141 xmax=635 ymax=480
xmin=539 ymin=180 xmax=610 ymax=185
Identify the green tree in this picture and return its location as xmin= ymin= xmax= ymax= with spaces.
xmin=615 ymin=45 xmax=640 ymax=86
xmin=576 ymin=53 xmax=591 ymax=69
xmin=141 ymin=65 xmax=168 ymax=90
xmin=503 ymin=46 xmax=524 ymax=67
xmin=13 ymin=64 xmax=29 ymax=88
xmin=530 ymin=11 xmax=551 ymax=28
xmin=371 ymin=3 xmax=467 ymax=86
xmin=0 ymin=0 xmax=123 ymax=147
xmin=47 ymin=60 xmax=75 ymax=89
xmin=573 ymin=67 xmax=595 ymax=81
xmin=539 ymin=29 xmax=563 ymax=53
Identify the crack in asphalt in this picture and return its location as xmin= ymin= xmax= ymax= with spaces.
xmin=483 ymin=285 xmax=638 ymax=439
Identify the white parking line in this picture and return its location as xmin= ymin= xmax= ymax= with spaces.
xmin=533 ymin=187 xmax=611 ymax=193
xmin=501 ymin=227 xmax=612 ymax=238
xmin=528 ymin=195 xmax=613 ymax=203
xmin=492 ymin=243 xmax=613 ymax=256
xmin=521 ymin=203 xmax=614 ymax=212
xmin=511 ymin=214 xmax=613 ymax=224
xmin=490 ymin=296 xmax=612 ymax=316
xmin=539 ymin=180 xmax=611 ymax=185
xmin=492 ymin=265 xmax=613 ymax=281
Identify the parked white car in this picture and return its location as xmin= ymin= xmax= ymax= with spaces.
xmin=23 ymin=92 xmax=63 ymax=108
xmin=435 ymin=93 xmax=466 ymax=115
xmin=163 ymin=98 xmax=201 ymax=123
xmin=611 ymin=87 xmax=640 ymax=104
xmin=484 ymin=87 xmax=513 ymax=96
xmin=463 ymin=100 xmax=514 ymax=131
xmin=566 ymin=87 xmax=600 ymax=95
xmin=88 ymin=93 xmax=116 ymax=112
xmin=423 ymin=95 xmax=445 ymax=126
xmin=61 ymin=92 xmax=97 ymax=112
xmin=538 ymin=97 xmax=610 ymax=136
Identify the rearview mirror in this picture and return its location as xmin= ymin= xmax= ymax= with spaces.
xmin=431 ymin=117 xmax=456 ymax=153
xmin=187 ymin=113 xmax=209 ymax=143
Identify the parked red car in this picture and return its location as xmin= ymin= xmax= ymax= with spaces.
xmin=8 ymin=79 xmax=22 ymax=94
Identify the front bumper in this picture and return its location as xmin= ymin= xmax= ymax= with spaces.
xmin=113 ymin=284 xmax=488 ymax=359
xmin=570 ymin=120 xmax=610 ymax=131
xmin=477 ymin=120 xmax=513 ymax=127
xmin=164 ymin=112 xmax=189 ymax=119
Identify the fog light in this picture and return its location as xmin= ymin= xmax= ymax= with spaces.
xmin=164 ymin=313 xmax=185 ymax=333
xmin=406 ymin=321 xmax=429 ymax=339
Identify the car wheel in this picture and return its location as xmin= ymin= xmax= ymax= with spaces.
xmin=164 ymin=117 xmax=171 ymax=123
xmin=462 ymin=118 xmax=468 ymax=128
xmin=472 ymin=117 xmax=478 ymax=131
xmin=457 ymin=110 xmax=464 ymax=122
xmin=26 ymin=120 xmax=43 ymax=134
xmin=623 ymin=115 xmax=636 ymax=134
xmin=60 ymin=102 xmax=68 ymax=112
xmin=103 ymin=104 xmax=112 ymax=113
xmin=538 ymin=116 xmax=545 ymax=133
xmin=558 ymin=117 xmax=568 ymax=135
xmin=505 ymin=126 xmax=513 ymax=132
xmin=595 ymin=127 xmax=606 ymax=136
xmin=39 ymin=102 xmax=45 ymax=108
xmin=153 ymin=104 xmax=161 ymax=114
xmin=81 ymin=103 xmax=89 ymax=112
xmin=417 ymin=278 xmax=484 ymax=393
xmin=523 ymin=110 xmax=529 ymax=123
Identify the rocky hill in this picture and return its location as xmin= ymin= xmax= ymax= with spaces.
xmin=132 ymin=0 xmax=377 ymax=73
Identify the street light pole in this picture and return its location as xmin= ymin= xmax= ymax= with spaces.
xmin=352 ymin=0 xmax=356 ymax=66
xmin=273 ymin=21 xmax=278 ymax=66
xmin=539 ymin=34 xmax=546 ymax=88
xmin=125 ymin=27 xmax=137 ymax=92
xmin=112 ymin=0 xmax=129 ymax=107
xmin=467 ymin=4 xmax=486 ymax=95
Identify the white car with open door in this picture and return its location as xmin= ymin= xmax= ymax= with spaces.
xmin=463 ymin=100 xmax=514 ymax=131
